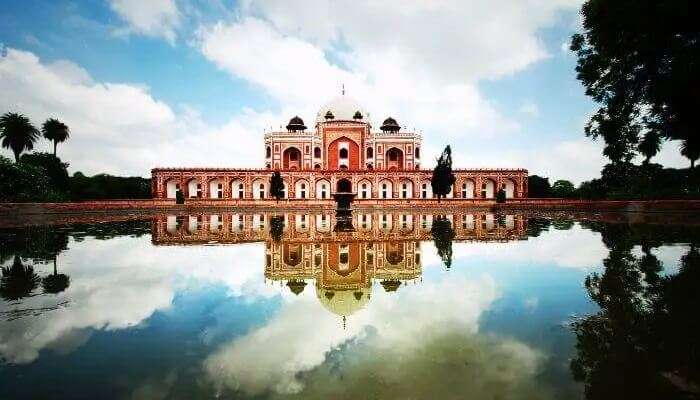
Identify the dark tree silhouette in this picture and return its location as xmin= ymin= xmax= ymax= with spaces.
xmin=0 ymin=112 xmax=40 ymax=162
xmin=42 ymin=256 xmax=70 ymax=295
xmin=527 ymin=175 xmax=551 ymax=198
xmin=431 ymin=216 xmax=454 ymax=268
xmin=570 ymin=222 xmax=700 ymax=400
xmin=431 ymin=146 xmax=455 ymax=203
xmin=680 ymin=137 xmax=699 ymax=169
xmin=269 ymin=215 xmax=285 ymax=242
xmin=269 ymin=171 xmax=285 ymax=203
xmin=638 ymin=131 xmax=662 ymax=164
xmin=0 ymin=225 xmax=69 ymax=264
xmin=571 ymin=0 xmax=699 ymax=167
xmin=0 ymin=256 xmax=40 ymax=301
xmin=41 ymin=118 xmax=70 ymax=157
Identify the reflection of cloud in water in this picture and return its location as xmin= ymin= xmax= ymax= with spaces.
xmin=422 ymin=223 xmax=609 ymax=271
xmin=204 ymin=274 xmax=504 ymax=396
xmin=274 ymin=331 xmax=550 ymax=400
xmin=0 ymin=236 xmax=274 ymax=364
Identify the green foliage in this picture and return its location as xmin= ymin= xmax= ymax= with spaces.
xmin=0 ymin=112 xmax=40 ymax=162
xmin=20 ymin=152 xmax=70 ymax=193
xmin=0 ymin=155 xmax=66 ymax=202
xmin=175 ymin=190 xmax=185 ymax=204
xmin=495 ymin=188 xmax=506 ymax=203
xmin=41 ymin=118 xmax=70 ymax=156
xmin=571 ymin=0 xmax=699 ymax=166
xmin=431 ymin=146 xmax=456 ymax=202
xmin=269 ymin=171 xmax=285 ymax=202
xmin=69 ymin=172 xmax=151 ymax=200
xmin=576 ymin=163 xmax=699 ymax=200
xmin=527 ymin=175 xmax=551 ymax=198
xmin=551 ymin=180 xmax=576 ymax=198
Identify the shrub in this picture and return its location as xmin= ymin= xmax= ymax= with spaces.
xmin=496 ymin=188 xmax=506 ymax=203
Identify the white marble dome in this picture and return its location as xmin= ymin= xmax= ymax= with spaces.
xmin=315 ymin=95 xmax=369 ymax=124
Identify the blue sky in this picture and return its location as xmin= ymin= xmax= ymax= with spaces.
xmin=0 ymin=0 xmax=685 ymax=182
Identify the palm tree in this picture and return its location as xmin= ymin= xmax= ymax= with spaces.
xmin=680 ymin=137 xmax=700 ymax=169
xmin=638 ymin=131 xmax=661 ymax=164
xmin=0 ymin=256 xmax=40 ymax=301
xmin=41 ymin=118 xmax=70 ymax=157
xmin=42 ymin=256 xmax=70 ymax=295
xmin=0 ymin=112 xmax=40 ymax=162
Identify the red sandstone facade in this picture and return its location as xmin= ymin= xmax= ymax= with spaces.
xmin=151 ymin=95 xmax=528 ymax=202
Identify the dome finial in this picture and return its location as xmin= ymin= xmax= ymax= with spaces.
xmin=341 ymin=83 xmax=345 ymax=96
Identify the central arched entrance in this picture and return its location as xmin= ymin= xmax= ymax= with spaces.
xmin=386 ymin=147 xmax=404 ymax=170
xmin=334 ymin=178 xmax=354 ymax=211
xmin=328 ymin=137 xmax=360 ymax=170
xmin=336 ymin=178 xmax=352 ymax=193
xmin=283 ymin=147 xmax=302 ymax=170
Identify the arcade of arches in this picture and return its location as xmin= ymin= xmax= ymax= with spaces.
xmin=153 ymin=170 xmax=528 ymax=200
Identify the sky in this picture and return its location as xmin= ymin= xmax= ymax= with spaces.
xmin=0 ymin=0 xmax=687 ymax=183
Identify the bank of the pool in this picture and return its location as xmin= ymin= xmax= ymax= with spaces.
xmin=2 ymin=198 xmax=700 ymax=216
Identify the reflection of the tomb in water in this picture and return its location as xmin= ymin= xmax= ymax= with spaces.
xmin=153 ymin=211 xmax=527 ymax=322
xmin=155 ymin=211 xmax=527 ymax=245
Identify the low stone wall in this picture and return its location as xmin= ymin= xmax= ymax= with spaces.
xmin=1 ymin=198 xmax=700 ymax=216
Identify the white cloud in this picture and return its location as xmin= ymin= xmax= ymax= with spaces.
xmin=109 ymin=0 xmax=181 ymax=44
xmin=0 ymin=235 xmax=275 ymax=364
xmin=0 ymin=48 xmax=268 ymax=176
xmin=204 ymin=273 xmax=501 ymax=395
xmin=196 ymin=1 xmax=584 ymax=164
xmin=446 ymin=222 xmax=608 ymax=271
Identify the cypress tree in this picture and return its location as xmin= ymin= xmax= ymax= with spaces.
xmin=431 ymin=145 xmax=456 ymax=203
xmin=269 ymin=171 xmax=285 ymax=203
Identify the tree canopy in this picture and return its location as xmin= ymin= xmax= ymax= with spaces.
xmin=269 ymin=171 xmax=285 ymax=202
xmin=41 ymin=118 xmax=70 ymax=157
xmin=0 ymin=112 xmax=40 ymax=162
xmin=527 ymin=175 xmax=552 ymax=198
xmin=551 ymin=180 xmax=576 ymax=198
xmin=571 ymin=0 xmax=699 ymax=167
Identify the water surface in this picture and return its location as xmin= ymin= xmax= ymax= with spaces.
xmin=1 ymin=211 xmax=698 ymax=399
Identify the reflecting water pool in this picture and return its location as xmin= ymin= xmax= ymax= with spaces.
xmin=1 ymin=211 xmax=699 ymax=399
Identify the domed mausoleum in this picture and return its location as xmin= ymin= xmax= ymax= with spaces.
xmin=151 ymin=91 xmax=528 ymax=201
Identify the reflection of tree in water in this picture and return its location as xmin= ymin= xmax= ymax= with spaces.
xmin=42 ymin=257 xmax=70 ymax=295
xmin=269 ymin=215 xmax=285 ymax=243
xmin=571 ymin=223 xmax=700 ymax=399
xmin=552 ymin=219 xmax=575 ymax=230
xmin=526 ymin=217 xmax=552 ymax=237
xmin=0 ymin=226 xmax=69 ymax=264
xmin=431 ymin=216 xmax=454 ymax=268
xmin=0 ymin=256 xmax=40 ymax=301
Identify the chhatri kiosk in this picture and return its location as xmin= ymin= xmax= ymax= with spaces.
xmin=151 ymin=94 xmax=528 ymax=202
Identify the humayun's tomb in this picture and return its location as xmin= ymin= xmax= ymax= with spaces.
xmin=151 ymin=94 xmax=528 ymax=203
